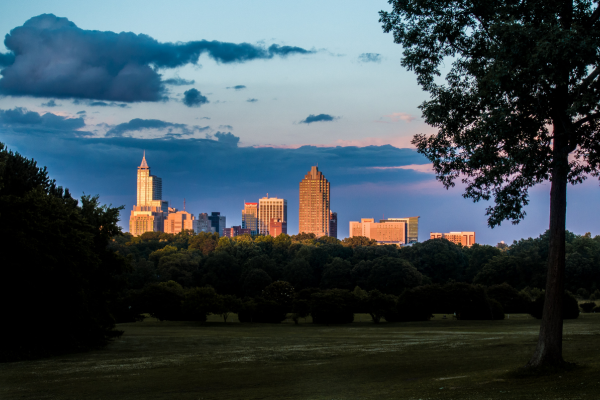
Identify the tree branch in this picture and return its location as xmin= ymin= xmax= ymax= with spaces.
xmin=587 ymin=6 xmax=600 ymax=27
xmin=574 ymin=112 xmax=600 ymax=128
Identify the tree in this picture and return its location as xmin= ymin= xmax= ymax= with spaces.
xmin=367 ymin=257 xmax=423 ymax=295
xmin=341 ymin=236 xmax=378 ymax=248
xmin=320 ymin=257 xmax=354 ymax=290
xmin=0 ymin=144 xmax=128 ymax=361
xmin=380 ymin=1 xmax=600 ymax=367
xmin=364 ymin=290 xmax=397 ymax=323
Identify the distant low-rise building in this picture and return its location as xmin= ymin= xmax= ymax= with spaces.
xmin=269 ymin=218 xmax=287 ymax=237
xmin=222 ymin=226 xmax=252 ymax=238
xmin=349 ymin=218 xmax=406 ymax=245
xmin=193 ymin=213 xmax=216 ymax=234
xmin=379 ymin=216 xmax=420 ymax=243
xmin=430 ymin=231 xmax=476 ymax=247
xmin=164 ymin=211 xmax=195 ymax=234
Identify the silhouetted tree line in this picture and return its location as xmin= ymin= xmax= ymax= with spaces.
xmin=0 ymin=144 xmax=128 ymax=362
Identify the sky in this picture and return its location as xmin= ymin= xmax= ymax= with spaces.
xmin=1 ymin=0 xmax=599 ymax=245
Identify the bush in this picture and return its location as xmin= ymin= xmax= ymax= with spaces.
xmin=385 ymin=285 xmax=441 ymax=322
xmin=364 ymin=290 xmax=397 ymax=323
xmin=245 ymin=281 xmax=295 ymax=323
xmin=311 ymin=289 xmax=356 ymax=324
xmin=488 ymin=299 xmax=505 ymax=320
xmin=576 ymin=288 xmax=590 ymax=300
xmin=181 ymin=286 xmax=220 ymax=322
xmin=237 ymin=298 xmax=257 ymax=323
xmin=579 ymin=301 xmax=597 ymax=313
xmin=590 ymin=289 xmax=600 ymax=301
xmin=138 ymin=281 xmax=185 ymax=321
xmin=487 ymin=283 xmax=531 ymax=314
xmin=529 ymin=291 xmax=580 ymax=319
xmin=443 ymin=282 xmax=497 ymax=320
xmin=253 ymin=298 xmax=288 ymax=323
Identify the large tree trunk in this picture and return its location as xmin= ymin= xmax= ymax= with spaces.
xmin=527 ymin=127 xmax=569 ymax=368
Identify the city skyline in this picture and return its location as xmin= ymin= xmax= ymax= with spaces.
xmin=1 ymin=3 xmax=600 ymax=245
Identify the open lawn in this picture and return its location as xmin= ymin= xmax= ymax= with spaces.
xmin=2 ymin=314 xmax=600 ymax=399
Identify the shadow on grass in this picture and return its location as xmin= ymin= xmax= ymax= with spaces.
xmin=506 ymin=361 xmax=583 ymax=379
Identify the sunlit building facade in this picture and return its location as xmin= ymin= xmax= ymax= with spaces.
xmin=258 ymin=195 xmax=287 ymax=235
xmin=242 ymin=202 xmax=259 ymax=236
xmin=164 ymin=211 xmax=195 ymax=234
xmin=269 ymin=218 xmax=287 ymax=237
xmin=299 ymin=166 xmax=330 ymax=237
xmin=129 ymin=153 xmax=168 ymax=236
xmin=430 ymin=231 xmax=476 ymax=247
xmin=380 ymin=216 xmax=420 ymax=243
xmin=349 ymin=218 xmax=406 ymax=245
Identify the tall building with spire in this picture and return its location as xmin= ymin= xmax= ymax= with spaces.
xmin=129 ymin=153 xmax=169 ymax=236
xmin=299 ymin=166 xmax=330 ymax=237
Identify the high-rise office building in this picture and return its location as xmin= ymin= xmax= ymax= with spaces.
xmin=299 ymin=166 xmax=330 ymax=237
xmin=330 ymin=211 xmax=338 ymax=239
xmin=380 ymin=216 xmax=420 ymax=243
xmin=349 ymin=218 xmax=406 ymax=245
xmin=258 ymin=195 xmax=287 ymax=236
xmin=242 ymin=202 xmax=259 ymax=235
xmin=129 ymin=153 xmax=168 ymax=236
xmin=430 ymin=231 xmax=476 ymax=247
xmin=208 ymin=212 xmax=226 ymax=236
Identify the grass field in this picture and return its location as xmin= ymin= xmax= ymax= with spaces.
xmin=2 ymin=313 xmax=600 ymax=399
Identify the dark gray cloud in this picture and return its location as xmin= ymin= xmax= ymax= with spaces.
xmin=0 ymin=52 xmax=14 ymax=67
xmin=214 ymin=131 xmax=240 ymax=146
xmin=106 ymin=118 xmax=210 ymax=138
xmin=183 ymin=89 xmax=209 ymax=107
xmin=163 ymin=77 xmax=195 ymax=86
xmin=247 ymin=98 xmax=258 ymax=103
xmin=226 ymin=85 xmax=246 ymax=90
xmin=300 ymin=114 xmax=337 ymax=124
xmin=41 ymin=99 xmax=60 ymax=107
xmin=0 ymin=14 xmax=314 ymax=102
xmin=76 ymin=111 xmax=86 ymax=114
xmin=358 ymin=53 xmax=382 ymax=63
xmin=72 ymin=99 xmax=130 ymax=108
xmin=0 ymin=107 xmax=85 ymax=131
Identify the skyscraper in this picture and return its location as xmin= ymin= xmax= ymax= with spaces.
xmin=129 ymin=153 xmax=168 ymax=236
xmin=299 ymin=166 xmax=330 ymax=237
xmin=242 ymin=202 xmax=259 ymax=235
xmin=258 ymin=195 xmax=287 ymax=236
xmin=208 ymin=212 xmax=226 ymax=236
xmin=330 ymin=211 xmax=338 ymax=239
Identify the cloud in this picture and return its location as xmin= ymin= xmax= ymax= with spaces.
xmin=0 ymin=14 xmax=314 ymax=102
xmin=41 ymin=99 xmax=60 ymax=107
xmin=380 ymin=112 xmax=417 ymax=123
xmin=358 ymin=53 xmax=382 ymax=63
xmin=73 ymin=99 xmax=130 ymax=108
xmin=370 ymin=164 xmax=434 ymax=173
xmin=0 ymin=52 xmax=15 ymax=67
xmin=163 ymin=77 xmax=195 ymax=86
xmin=213 ymin=131 xmax=240 ymax=147
xmin=183 ymin=88 xmax=209 ymax=107
xmin=0 ymin=107 xmax=85 ymax=131
xmin=299 ymin=114 xmax=338 ymax=124
xmin=106 ymin=118 xmax=210 ymax=138
xmin=226 ymin=85 xmax=247 ymax=90
xmin=76 ymin=111 xmax=86 ymax=114
xmin=247 ymin=98 xmax=258 ymax=103
xmin=218 ymin=125 xmax=233 ymax=130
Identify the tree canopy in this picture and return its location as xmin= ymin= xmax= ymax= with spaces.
xmin=380 ymin=0 xmax=600 ymax=367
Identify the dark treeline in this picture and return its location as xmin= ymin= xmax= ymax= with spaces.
xmin=111 ymin=229 xmax=600 ymax=298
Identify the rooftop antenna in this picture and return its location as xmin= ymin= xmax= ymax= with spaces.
xmin=184 ymin=198 xmax=186 ymax=212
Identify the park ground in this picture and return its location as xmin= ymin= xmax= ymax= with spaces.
xmin=2 ymin=313 xmax=600 ymax=400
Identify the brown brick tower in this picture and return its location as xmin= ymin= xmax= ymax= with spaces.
xmin=299 ymin=166 xmax=330 ymax=237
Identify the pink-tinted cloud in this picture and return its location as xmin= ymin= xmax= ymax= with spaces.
xmin=370 ymin=163 xmax=434 ymax=174
xmin=378 ymin=112 xmax=417 ymax=123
